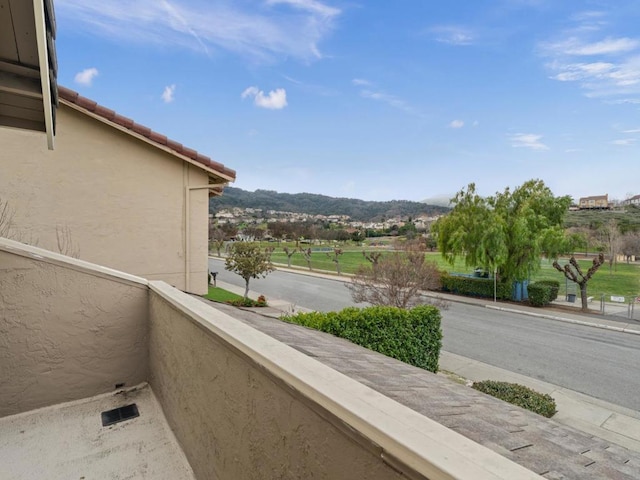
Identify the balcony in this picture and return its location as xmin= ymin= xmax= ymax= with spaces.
xmin=1 ymin=237 xmax=638 ymax=479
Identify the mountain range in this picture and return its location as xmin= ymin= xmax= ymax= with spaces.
xmin=210 ymin=187 xmax=450 ymax=222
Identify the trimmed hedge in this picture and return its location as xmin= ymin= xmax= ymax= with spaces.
xmin=527 ymin=282 xmax=552 ymax=307
xmin=527 ymin=280 xmax=560 ymax=307
xmin=440 ymin=273 xmax=511 ymax=300
xmin=536 ymin=280 xmax=560 ymax=301
xmin=472 ymin=380 xmax=557 ymax=418
xmin=282 ymin=305 xmax=442 ymax=372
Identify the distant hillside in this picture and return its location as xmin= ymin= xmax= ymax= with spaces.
xmin=565 ymin=206 xmax=640 ymax=233
xmin=210 ymin=187 xmax=450 ymax=221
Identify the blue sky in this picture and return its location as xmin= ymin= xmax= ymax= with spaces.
xmin=55 ymin=0 xmax=639 ymax=204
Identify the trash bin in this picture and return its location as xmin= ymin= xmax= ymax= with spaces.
xmin=567 ymin=293 xmax=576 ymax=303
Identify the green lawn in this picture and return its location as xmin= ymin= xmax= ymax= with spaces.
xmin=266 ymin=247 xmax=639 ymax=298
xmin=535 ymin=258 xmax=639 ymax=299
xmin=204 ymin=286 xmax=244 ymax=303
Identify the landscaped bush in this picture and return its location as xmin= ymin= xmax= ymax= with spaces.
xmin=282 ymin=305 xmax=442 ymax=372
xmin=527 ymin=280 xmax=560 ymax=307
xmin=536 ymin=280 xmax=560 ymax=301
xmin=527 ymin=282 xmax=553 ymax=307
xmin=227 ymin=296 xmax=268 ymax=307
xmin=440 ymin=273 xmax=511 ymax=300
xmin=472 ymin=380 xmax=557 ymax=418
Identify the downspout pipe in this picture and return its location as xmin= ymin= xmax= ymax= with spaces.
xmin=185 ymin=184 xmax=221 ymax=293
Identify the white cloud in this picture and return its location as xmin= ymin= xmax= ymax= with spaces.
xmin=510 ymin=133 xmax=549 ymax=150
xmin=352 ymin=78 xmax=371 ymax=86
xmin=265 ymin=0 xmax=340 ymax=18
xmin=360 ymin=89 xmax=415 ymax=113
xmin=540 ymin=13 xmax=640 ymax=99
xmin=352 ymin=79 xmax=418 ymax=115
xmin=430 ymin=26 xmax=474 ymax=46
xmin=74 ymin=67 xmax=99 ymax=86
xmin=56 ymin=0 xmax=340 ymax=63
xmin=449 ymin=120 xmax=464 ymax=128
xmin=611 ymin=138 xmax=636 ymax=146
xmin=623 ymin=128 xmax=640 ymax=133
xmin=545 ymin=37 xmax=639 ymax=56
xmin=161 ymin=84 xmax=176 ymax=103
xmin=241 ymin=86 xmax=288 ymax=110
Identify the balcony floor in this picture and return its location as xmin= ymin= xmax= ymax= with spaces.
xmin=0 ymin=384 xmax=195 ymax=480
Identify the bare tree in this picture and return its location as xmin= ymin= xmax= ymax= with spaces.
xmin=552 ymin=253 xmax=605 ymax=311
xmin=209 ymin=226 xmax=226 ymax=257
xmin=282 ymin=246 xmax=296 ymax=268
xmin=600 ymin=219 xmax=621 ymax=273
xmin=346 ymin=251 xmax=442 ymax=309
xmin=362 ymin=250 xmax=383 ymax=269
xmin=299 ymin=247 xmax=313 ymax=270
xmin=326 ymin=248 xmax=343 ymax=275
xmin=55 ymin=225 xmax=80 ymax=258
xmin=621 ymin=232 xmax=640 ymax=263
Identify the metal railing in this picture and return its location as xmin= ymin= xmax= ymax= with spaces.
xmin=599 ymin=294 xmax=640 ymax=320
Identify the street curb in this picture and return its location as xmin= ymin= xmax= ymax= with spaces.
xmin=485 ymin=305 xmax=640 ymax=336
xmin=210 ymin=256 xmax=640 ymax=336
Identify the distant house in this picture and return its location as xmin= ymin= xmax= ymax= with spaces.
xmin=0 ymin=87 xmax=235 ymax=294
xmin=622 ymin=194 xmax=640 ymax=206
xmin=578 ymin=194 xmax=610 ymax=210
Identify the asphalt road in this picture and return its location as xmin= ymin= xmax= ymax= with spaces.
xmin=209 ymin=258 xmax=640 ymax=411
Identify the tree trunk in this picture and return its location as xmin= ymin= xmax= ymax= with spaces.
xmin=579 ymin=282 xmax=589 ymax=311
xmin=244 ymin=279 xmax=250 ymax=300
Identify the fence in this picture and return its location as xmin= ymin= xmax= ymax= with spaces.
xmin=598 ymin=294 xmax=640 ymax=320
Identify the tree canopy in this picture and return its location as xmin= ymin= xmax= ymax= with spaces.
xmin=225 ymin=242 xmax=274 ymax=299
xmin=433 ymin=179 xmax=572 ymax=282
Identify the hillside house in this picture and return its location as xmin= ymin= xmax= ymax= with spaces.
xmin=578 ymin=194 xmax=610 ymax=210
xmin=622 ymin=194 xmax=640 ymax=206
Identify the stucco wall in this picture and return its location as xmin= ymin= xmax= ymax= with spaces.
xmin=148 ymin=291 xmax=406 ymax=480
xmin=0 ymin=243 xmax=149 ymax=417
xmin=0 ymin=104 xmax=210 ymax=294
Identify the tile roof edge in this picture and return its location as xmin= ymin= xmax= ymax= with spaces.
xmin=57 ymin=86 xmax=236 ymax=183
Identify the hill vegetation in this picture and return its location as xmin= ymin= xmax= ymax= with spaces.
xmin=210 ymin=187 xmax=450 ymax=221
xmin=565 ymin=205 xmax=640 ymax=233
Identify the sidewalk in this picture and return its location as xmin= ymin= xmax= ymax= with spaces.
xmin=211 ymin=262 xmax=640 ymax=454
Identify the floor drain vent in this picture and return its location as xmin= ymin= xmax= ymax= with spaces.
xmin=101 ymin=404 xmax=139 ymax=426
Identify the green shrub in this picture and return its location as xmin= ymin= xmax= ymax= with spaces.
xmin=536 ymin=280 xmax=559 ymax=301
xmin=227 ymin=297 xmax=267 ymax=307
xmin=527 ymin=282 xmax=552 ymax=307
xmin=472 ymin=380 xmax=557 ymax=418
xmin=440 ymin=273 xmax=511 ymax=300
xmin=282 ymin=305 xmax=442 ymax=372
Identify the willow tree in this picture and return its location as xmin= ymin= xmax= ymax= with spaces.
xmin=432 ymin=180 xmax=571 ymax=283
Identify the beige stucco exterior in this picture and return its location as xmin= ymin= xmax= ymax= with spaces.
xmin=0 ymin=103 xmax=211 ymax=293
xmin=148 ymin=291 xmax=406 ymax=480
xmin=0 ymin=240 xmax=149 ymax=417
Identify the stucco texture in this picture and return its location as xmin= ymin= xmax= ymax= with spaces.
xmin=0 ymin=250 xmax=149 ymax=417
xmin=0 ymin=104 xmax=210 ymax=294
xmin=148 ymin=294 xmax=405 ymax=480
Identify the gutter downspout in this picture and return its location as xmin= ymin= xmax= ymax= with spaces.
xmin=185 ymin=184 xmax=221 ymax=293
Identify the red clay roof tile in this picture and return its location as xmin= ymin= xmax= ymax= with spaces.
xmin=57 ymin=86 xmax=236 ymax=183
